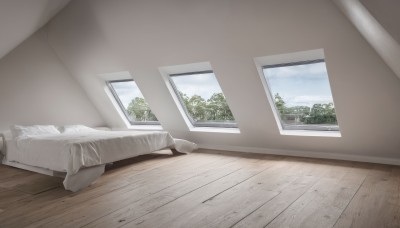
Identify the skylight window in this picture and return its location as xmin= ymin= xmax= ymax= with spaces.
xmin=262 ymin=59 xmax=339 ymax=132
xmin=169 ymin=71 xmax=236 ymax=128
xmin=107 ymin=80 xmax=159 ymax=125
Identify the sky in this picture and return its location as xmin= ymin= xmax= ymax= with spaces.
xmin=111 ymin=81 xmax=144 ymax=108
xmin=111 ymin=63 xmax=334 ymax=110
xmin=171 ymin=73 xmax=223 ymax=100
xmin=111 ymin=73 xmax=223 ymax=109
xmin=263 ymin=62 xmax=335 ymax=107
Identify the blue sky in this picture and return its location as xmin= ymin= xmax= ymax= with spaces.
xmin=263 ymin=62 xmax=334 ymax=107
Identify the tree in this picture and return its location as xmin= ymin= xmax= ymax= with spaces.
xmin=273 ymin=93 xmax=337 ymax=125
xmin=286 ymin=106 xmax=311 ymax=122
xmin=274 ymin=93 xmax=286 ymax=115
xmin=127 ymin=97 xmax=157 ymax=121
xmin=207 ymin=93 xmax=234 ymax=121
xmin=178 ymin=92 xmax=234 ymax=122
xmin=179 ymin=92 xmax=191 ymax=109
xmin=304 ymin=102 xmax=336 ymax=124
xmin=187 ymin=95 xmax=207 ymax=121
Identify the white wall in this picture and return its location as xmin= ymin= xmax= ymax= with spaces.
xmin=45 ymin=0 xmax=400 ymax=160
xmin=0 ymin=29 xmax=105 ymax=131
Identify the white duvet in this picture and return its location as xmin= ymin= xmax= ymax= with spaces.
xmin=7 ymin=130 xmax=193 ymax=176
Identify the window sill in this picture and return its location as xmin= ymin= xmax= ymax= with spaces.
xmin=280 ymin=130 xmax=341 ymax=137
xmin=190 ymin=127 xmax=240 ymax=134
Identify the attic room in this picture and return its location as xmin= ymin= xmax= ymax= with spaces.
xmin=0 ymin=0 xmax=399 ymax=227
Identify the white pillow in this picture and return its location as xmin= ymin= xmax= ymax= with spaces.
xmin=10 ymin=125 xmax=61 ymax=138
xmin=61 ymin=125 xmax=97 ymax=134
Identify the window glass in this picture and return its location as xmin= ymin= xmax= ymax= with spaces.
xmin=263 ymin=60 xmax=339 ymax=131
xmin=108 ymin=80 xmax=159 ymax=125
xmin=170 ymin=71 xmax=236 ymax=128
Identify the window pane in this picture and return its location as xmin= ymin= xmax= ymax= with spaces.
xmin=108 ymin=80 xmax=159 ymax=124
xmin=170 ymin=72 xmax=236 ymax=127
xmin=263 ymin=60 xmax=339 ymax=131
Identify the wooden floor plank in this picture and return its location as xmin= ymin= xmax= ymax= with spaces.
xmin=0 ymin=187 xmax=71 ymax=224
xmin=0 ymin=149 xmax=398 ymax=228
xmin=232 ymin=162 xmax=369 ymax=228
xmin=264 ymin=162 xmax=371 ymax=228
xmin=155 ymin=158 xmax=326 ymax=228
xmin=23 ymin=151 xmax=242 ymax=227
xmin=0 ymin=171 xmax=37 ymax=188
xmin=333 ymin=165 xmax=400 ymax=228
xmin=120 ymin=158 xmax=290 ymax=228
xmin=0 ymin=152 xmax=192 ymax=226
xmin=228 ymin=160 xmax=332 ymax=228
xmin=84 ymin=154 xmax=281 ymax=228
xmin=0 ymin=153 xmax=187 ymax=225
xmin=0 ymin=188 xmax=31 ymax=210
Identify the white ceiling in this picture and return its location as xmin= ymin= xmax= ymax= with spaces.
xmin=0 ymin=0 xmax=71 ymax=60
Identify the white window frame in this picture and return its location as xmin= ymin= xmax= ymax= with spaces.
xmin=255 ymin=49 xmax=341 ymax=137
xmin=168 ymin=70 xmax=237 ymax=128
xmin=159 ymin=62 xmax=239 ymax=133
xmin=107 ymin=79 xmax=160 ymax=126
xmin=98 ymin=71 xmax=162 ymax=130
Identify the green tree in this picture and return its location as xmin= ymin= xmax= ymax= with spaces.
xmin=286 ymin=106 xmax=311 ymax=122
xmin=304 ymin=102 xmax=337 ymax=124
xmin=187 ymin=95 xmax=207 ymax=121
xmin=179 ymin=92 xmax=191 ymax=109
xmin=273 ymin=93 xmax=337 ymax=125
xmin=127 ymin=97 xmax=157 ymax=121
xmin=207 ymin=93 xmax=234 ymax=121
xmin=178 ymin=92 xmax=234 ymax=122
xmin=274 ymin=93 xmax=286 ymax=115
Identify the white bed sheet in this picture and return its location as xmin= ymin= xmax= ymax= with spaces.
xmin=6 ymin=130 xmax=177 ymax=175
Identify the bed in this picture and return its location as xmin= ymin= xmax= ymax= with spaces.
xmin=0 ymin=125 xmax=197 ymax=192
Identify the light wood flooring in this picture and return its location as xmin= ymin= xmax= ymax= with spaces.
xmin=0 ymin=149 xmax=399 ymax=228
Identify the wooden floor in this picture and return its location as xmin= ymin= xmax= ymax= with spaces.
xmin=0 ymin=149 xmax=399 ymax=228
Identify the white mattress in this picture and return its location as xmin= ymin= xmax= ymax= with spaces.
xmin=5 ymin=130 xmax=176 ymax=175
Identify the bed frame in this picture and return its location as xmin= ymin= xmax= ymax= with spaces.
xmin=2 ymin=158 xmax=106 ymax=192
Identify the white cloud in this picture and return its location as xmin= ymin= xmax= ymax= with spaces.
xmin=265 ymin=62 xmax=328 ymax=79
xmin=111 ymin=81 xmax=144 ymax=108
xmin=286 ymin=95 xmax=333 ymax=107
xmin=172 ymin=73 xmax=223 ymax=100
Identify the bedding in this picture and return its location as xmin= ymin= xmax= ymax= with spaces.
xmin=8 ymin=130 xmax=178 ymax=174
xmin=10 ymin=125 xmax=60 ymax=138
xmin=59 ymin=125 xmax=98 ymax=134
xmin=1 ymin=127 xmax=197 ymax=191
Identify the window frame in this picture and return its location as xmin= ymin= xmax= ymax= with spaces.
xmin=168 ymin=70 xmax=237 ymax=128
xmin=262 ymin=59 xmax=340 ymax=132
xmin=107 ymin=79 xmax=160 ymax=126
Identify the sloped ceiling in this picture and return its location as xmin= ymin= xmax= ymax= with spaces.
xmin=0 ymin=0 xmax=71 ymax=60
xmin=360 ymin=0 xmax=400 ymax=44
xmin=332 ymin=0 xmax=400 ymax=81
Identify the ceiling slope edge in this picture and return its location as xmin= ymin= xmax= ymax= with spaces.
xmin=0 ymin=0 xmax=72 ymax=61
xmin=332 ymin=0 xmax=400 ymax=80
